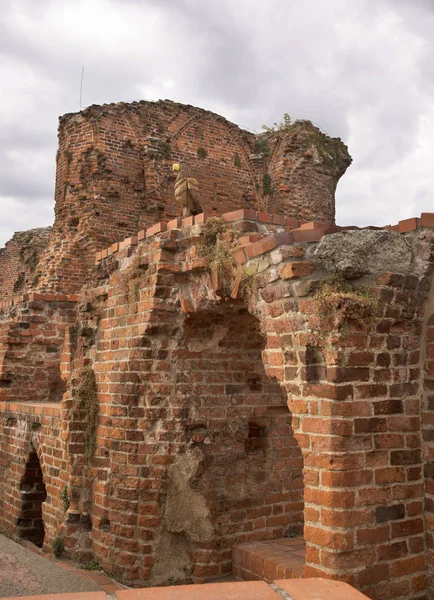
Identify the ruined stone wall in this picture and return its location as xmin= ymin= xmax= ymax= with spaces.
xmin=87 ymin=210 xmax=433 ymax=597
xmin=0 ymin=295 xmax=78 ymax=404
xmin=2 ymin=208 xmax=432 ymax=598
xmin=421 ymin=229 xmax=434 ymax=595
xmin=28 ymin=100 xmax=349 ymax=295
xmin=53 ymin=227 xmax=304 ymax=586
xmin=0 ymin=228 xmax=51 ymax=301
xmin=267 ymin=121 xmax=352 ymax=223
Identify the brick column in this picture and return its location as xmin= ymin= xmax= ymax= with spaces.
xmin=284 ymin=274 xmax=428 ymax=600
xmin=422 ymin=275 xmax=434 ymax=593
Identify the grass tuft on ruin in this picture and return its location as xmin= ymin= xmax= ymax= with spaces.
xmin=198 ymin=217 xmax=236 ymax=281
xmin=314 ymin=275 xmax=378 ymax=332
xmin=60 ymin=486 xmax=70 ymax=512
xmin=52 ymin=537 xmax=65 ymax=558
xmin=80 ymin=560 xmax=100 ymax=570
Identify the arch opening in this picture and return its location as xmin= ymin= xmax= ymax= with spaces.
xmin=16 ymin=447 xmax=47 ymax=548
xmin=173 ymin=303 xmax=304 ymax=581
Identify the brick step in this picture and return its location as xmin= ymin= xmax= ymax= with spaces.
xmin=232 ymin=537 xmax=305 ymax=582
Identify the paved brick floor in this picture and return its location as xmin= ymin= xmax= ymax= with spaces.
xmin=0 ymin=534 xmax=122 ymax=598
xmin=115 ymin=578 xmax=368 ymax=599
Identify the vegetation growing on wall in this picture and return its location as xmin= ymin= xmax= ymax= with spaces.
xmin=261 ymin=113 xmax=350 ymax=170
xmin=199 ymin=218 xmax=233 ymax=274
xmin=197 ymin=147 xmax=208 ymax=159
xmin=253 ymin=138 xmax=270 ymax=156
xmin=60 ymin=486 xmax=70 ymax=512
xmin=261 ymin=112 xmax=293 ymax=133
xmin=80 ymin=560 xmax=100 ymax=570
xmin=113 ymin=254 xmax=148 ymax=304
xmin=198 ymin=217 xmax=239 ymax=288
xmin=13 ymin=272 xmax=25 ymax=293
xmin=52 ymin=537 xmax=64 ymax=558
xmin=262 ymin=173 xmax=274 ymax=195
xmin=198 ymin=217 xmax=256 ymax=303
xmin=72 ymin=367 xmax=99 ymax=462
xmin=156 ymin=118 xmax=165 ymax=134
xmin=314 ymin=275 xmax=378 ymax=333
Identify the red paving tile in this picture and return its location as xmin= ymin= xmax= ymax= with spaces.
xmin=6 ymin=580 xmax=370 ymax=600
xmin=2 ymin=595 xmax=106 ymax=600
xmin=115 ymin=580 xmax=281 ymax=600
xmin=101 ymin=583 xmax=124 ymax=593
xmin=276 ymin=578 xmax=369 ymax=599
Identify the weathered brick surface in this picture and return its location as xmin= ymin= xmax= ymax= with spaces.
xmin=0 ymin=403 xmax=70 ymax=554
xmin=0 ymin=101 xmax=350 ymax=298
xmin=422 ymin=267 xmax=434 ymax=597
xmin=0 ymin=228 xmax=51 ymax=301
xmin=0 ymin=298 xmax=77 ymax=404
xmin=267 ymin=121 xmax=351 ymax=224
xmin=0 ymin=220 xmax=433 ymax=599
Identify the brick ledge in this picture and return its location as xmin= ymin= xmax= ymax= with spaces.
xmin=95 ymin=210 xmax=434 ymax=266
xmin=0 ymin=401 xmax=61 ymax=417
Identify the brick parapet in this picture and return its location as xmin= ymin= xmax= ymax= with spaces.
xmin=0 ymin=402 xmax=62 ymax=417
xmin=94 ymin=210 xmax=434 ymax=270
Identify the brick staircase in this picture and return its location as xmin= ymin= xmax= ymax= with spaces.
xmin=232 ymin=537 xmax=305 ymax=581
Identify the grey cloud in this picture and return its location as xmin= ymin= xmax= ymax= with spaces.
xmin=1 ymin=0 xmax=434 ymax=245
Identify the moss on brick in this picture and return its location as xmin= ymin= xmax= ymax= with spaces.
xmin=72 ymin=367 xmax=99 ymax=462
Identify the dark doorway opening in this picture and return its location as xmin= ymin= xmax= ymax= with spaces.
xmin=17 ymin=447 xmax=47 ymax=548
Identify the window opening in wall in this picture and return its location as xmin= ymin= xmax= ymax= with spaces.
xmin=16 ymin=447 xmax=47 ymax=548
xmin=245 ymin=421 xmax=266 ymax=453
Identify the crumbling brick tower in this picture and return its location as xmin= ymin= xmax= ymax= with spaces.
xmin=10 ymin=101 xmax=434 ymax=599
xmin=0 ymin=100 xmax=349 ymax=298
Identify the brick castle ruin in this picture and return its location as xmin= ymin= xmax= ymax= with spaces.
xmin=0 ymin=99 xmax=433 ymax=600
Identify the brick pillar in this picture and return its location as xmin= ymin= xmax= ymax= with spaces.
xmin=422 ymin=275 xmax=434 ymax=594
xmin=284 ymin=273 xmax=428 ymax=600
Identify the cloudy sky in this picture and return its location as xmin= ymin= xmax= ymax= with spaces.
xmin=1 ymin=0 xmax=433 ymax=246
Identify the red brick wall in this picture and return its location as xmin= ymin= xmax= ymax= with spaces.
xmin=2 ymin=213 xmax=432 ymax=599
xmin=153 ymin=116 xmax=258 ymax=219
xmin=0 ymin=228 xmax=51 ymax=301
xmin=0 ymin=403 xmax=68 ymax=553
xmin=422 ymin=273 xmax=434 ymax=593
xmin=172 ymin=309 xmax=304 ymax=579
xmin=87 ymin=216 xmax=431 ymax=596
xmin=294 ymin=273 xmax=428 ymax=599
xmin=267 ymin=122 xmax=352 ymax=223
xmin=0 ymin=297 xmax=77 ymax=404
xmin=60 ymin=240 xmax=304 ymax=586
